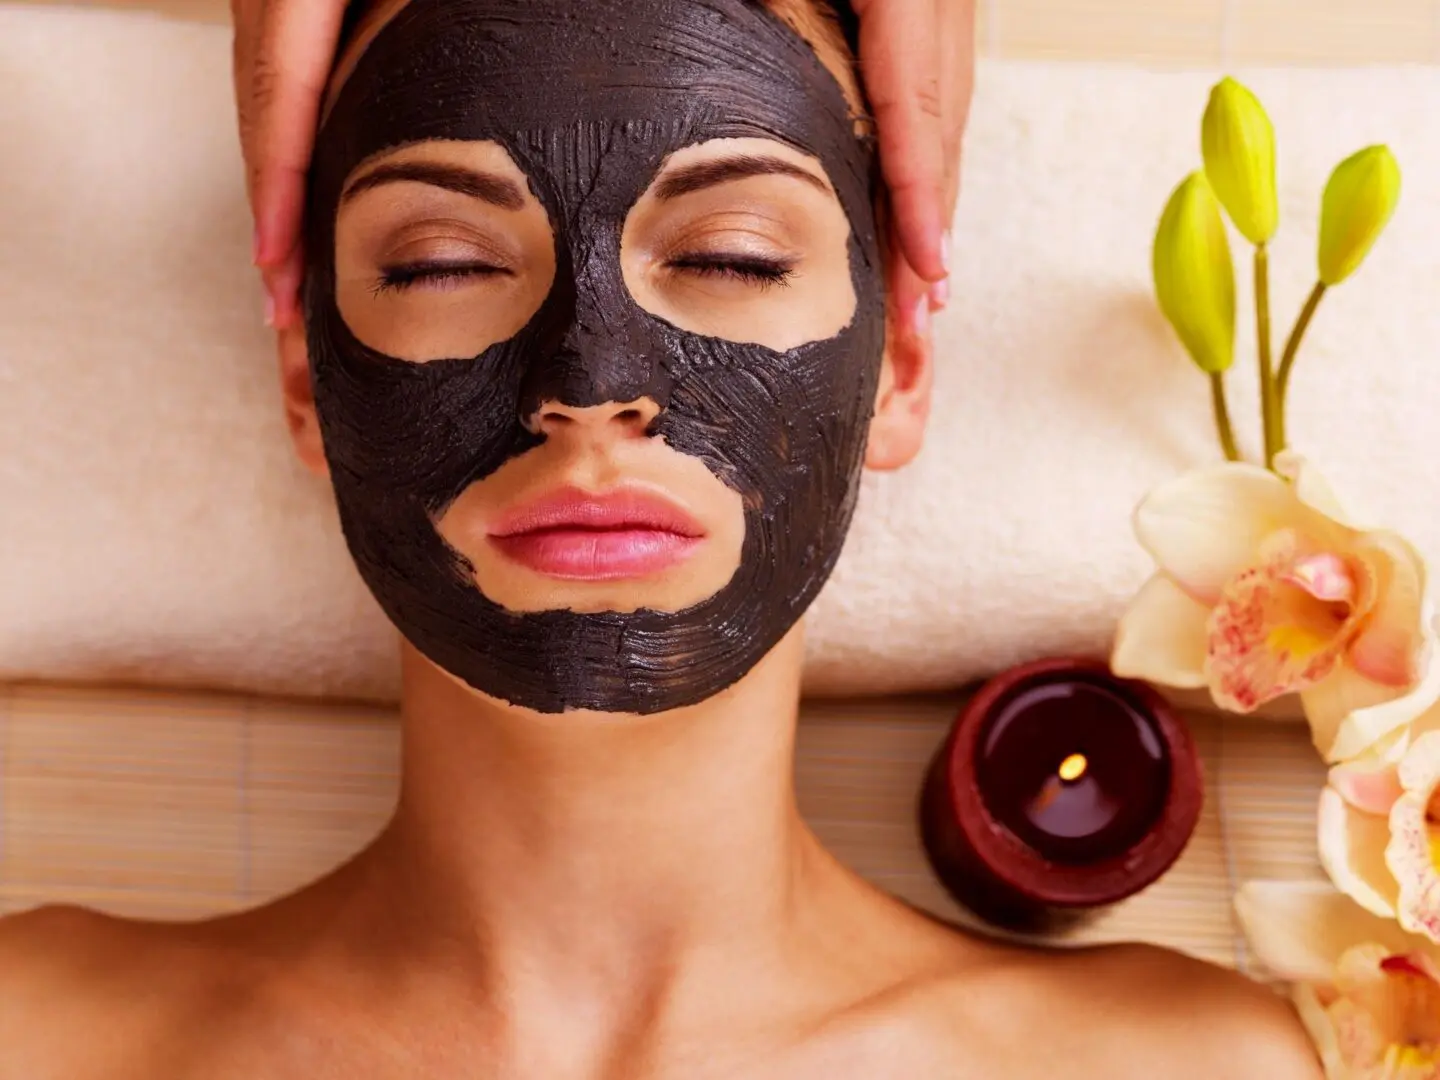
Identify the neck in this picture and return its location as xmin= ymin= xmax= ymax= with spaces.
xmin=369 ymin=626 xmax=827 ymax=1007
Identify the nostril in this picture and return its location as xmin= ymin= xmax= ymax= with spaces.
xmin=524 ymin=408 xmax=571 ymax=434
xmin=538 ymin=410 xmax=574 ymax=429
xmin=526 ymin=398 xmax=660 ymax=434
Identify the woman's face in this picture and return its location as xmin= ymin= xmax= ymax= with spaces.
xmin=296 ymin=0 xmax=901 ymax=715
xmin=333 ymin=133 xmax=857 ymax=616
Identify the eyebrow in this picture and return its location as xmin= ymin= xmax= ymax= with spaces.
xmin=341 ymin=161 xmax=527 ymax=210
xmin=654 ymin=155 xmax=833 ymax=201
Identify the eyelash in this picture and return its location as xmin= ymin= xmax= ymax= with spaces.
xmin=372 ymin=261 xmax=510 ymax=295
xmin=666 ymin=253 xmax=796 ymax=289
xmin=372 ymin=253 xmax=797 ymax=294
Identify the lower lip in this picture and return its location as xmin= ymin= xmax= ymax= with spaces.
xmin=490 ymin=528 xmax=703 ymax=580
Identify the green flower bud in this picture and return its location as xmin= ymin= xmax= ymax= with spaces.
xmin=1318 ymin=145 xmax=1401 ymax=286
xmin=1153 ymin=172 xmax=1236 ymax=375
xmin=1201 ymin=77 xmax=1279 ymax=245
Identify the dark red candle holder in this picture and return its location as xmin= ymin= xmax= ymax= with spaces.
xmin=919 ymin=657 xmax=1204 ymax=935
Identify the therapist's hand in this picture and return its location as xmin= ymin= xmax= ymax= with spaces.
xmin=852 ymin=0 xmax=974 ymax=339
xmin=232 ymin=0 xmax=347 ymax=329
xmin=235 ymin=0 xmax=976 ymax=332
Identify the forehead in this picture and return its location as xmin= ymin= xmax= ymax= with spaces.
xmin=319 ymin=0 xmax=858 ymax=162
xmin=310 ymin=0 xmax=876 ymax=273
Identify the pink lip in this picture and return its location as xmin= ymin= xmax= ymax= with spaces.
xmin=488 ymin=487 xmax=706 ymax=580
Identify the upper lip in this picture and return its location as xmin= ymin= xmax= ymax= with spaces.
xmin=488 ymin=486 xmax=706 ymax=539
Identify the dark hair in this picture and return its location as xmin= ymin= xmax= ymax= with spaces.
xmin=827 ymin=0 xmax=860 ymax=60
xmin=336 ymin=0 xmax=372 ymax=53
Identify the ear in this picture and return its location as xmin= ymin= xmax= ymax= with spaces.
xmin=864 ymin=259 xmax=934 ymax=472
xmin=277 ymin=323 xmax=330 ymax=477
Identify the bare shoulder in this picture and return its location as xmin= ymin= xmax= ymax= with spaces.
xmin=0 ymin=905 xmax=136 ymax=1077
xmin=1047 ymin=941 xmax=1324 ymax=1080
xmin=892 ymin=937 xmax=1324 ymax=1080
xmin=0 ymin=903 xmax=138 ymax=1014
xmin=0 ymin=903 xmax=249 ymax=1080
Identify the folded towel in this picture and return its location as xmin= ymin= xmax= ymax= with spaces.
xmin=2 ymin=3 xmax=1437 ymax=704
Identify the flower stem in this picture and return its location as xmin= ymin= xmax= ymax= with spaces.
xmin=1255 ymin=244 xmax=1281 ymax=467
xmin=1211 ymin=372 xmax=1240 ymax=462
xmin=1275 ymin=281 xmax=1328 ymax=448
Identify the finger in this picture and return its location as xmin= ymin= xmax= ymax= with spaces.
xmin=231 ymin=0 xmax=265 ymax=210
xmin=853 ymin=0 xmax=947 ymax=282
xmin=262 ymin=242 xmax=307 ymax=331
xmin=936 ymin=0 xmax=977 ymax=224
xmin=248 ymin=0 xmax=346 ymax=268
xmin=891 ymin=255 xmax=933 ymax=344
xmin=875 ymin=193 xmax=931 ymax=342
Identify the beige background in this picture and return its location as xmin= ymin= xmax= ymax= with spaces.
xmin=2 ymin=0 xmax=1426 ymax=969
xmin=22 ymin=0 xmax=1440 ymax=64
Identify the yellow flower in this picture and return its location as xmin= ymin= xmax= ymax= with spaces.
xmin=1321 ymin=712 xmax=1440 ymax=946
xmin=1202 ymin=76 xmax=1279 ymax=245
xmin=1111 ymin=451 xmax=1435 ymax=760
xmin=1236 ymin=882 xmax=1440 ymax=1080
xmin=1153 ymin=171 xmax=1236 ymax=374
xmin=1320 ymin=146 xmax=1402 ymax=286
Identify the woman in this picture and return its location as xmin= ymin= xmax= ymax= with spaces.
xmin=0 ymin=2 xmax=1321 ymax=1075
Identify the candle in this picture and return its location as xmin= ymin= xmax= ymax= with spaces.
xmin=919 ymin=657 xmax=1203 ymax=934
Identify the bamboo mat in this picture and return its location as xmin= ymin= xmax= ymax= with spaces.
xmin=0 ymin=682 xmax=1327 ymax=971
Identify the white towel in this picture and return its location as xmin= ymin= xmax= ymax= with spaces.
xmin=2 ymin=3 xmax=1437 ymax=704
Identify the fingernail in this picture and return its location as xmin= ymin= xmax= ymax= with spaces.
xmin=940 ymin=229 xmax=952 ymax=274
xmin=911 ymin=296 xmax=930 ymax=340
xmin=264 ymin=292 xmax=276 ymax=328
xmin=930 ymin=277 xmax=950 ymax=311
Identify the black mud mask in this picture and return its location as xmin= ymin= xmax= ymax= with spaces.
xmin=305 ymin=0 xmax=884 ymax=714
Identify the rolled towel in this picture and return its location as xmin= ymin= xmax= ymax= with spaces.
xmin=1 ymin=3 xmax=1437 ymax=704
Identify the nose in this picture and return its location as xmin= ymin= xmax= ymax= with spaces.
xmin=525 ymin=396 xmax=661 ymax=439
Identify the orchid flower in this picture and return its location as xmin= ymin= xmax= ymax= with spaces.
xmin=1236 ymin=882 xmax=1440 ymax=1079
xmin=1111 ymin=451 xmax=1435 ymax=762
xmin=1321 ymin=701 xmax=1440 ymax=945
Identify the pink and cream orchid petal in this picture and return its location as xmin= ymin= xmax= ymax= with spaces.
xmin=1413 ymin=699 xmax=1440 ymax=743
xmin=1288 ymin=552 xmax=1361 ymax=604
xmin=1133 ymin=463 xmax=1307 ymax=606
xmin=1331 ymin=759 xmax=1407 ymax=818
xmin=1320 ymin=786 xmax=1402 ymax=919
xmin=1293 ymin=983 xmax=1349 ymax=1080
xmin=1328 ymin=946 xmax=1440 ymax=1079
xmin=1206 ymin=531 xmax=1358 ymax=713
xmin=1239 ymin=883 xmax=1440 ymax=1080
xmin=1276 ymin=450 xmax=1360 ymax=531
xmin=1305 ymin=657 xmax=1440 ymax=765
xmin=1110 ymin=573 xmax=1210 ymax=688
xmin=1235 ymin=881 xmax=1440 ymax=984
xmin=1387 ymin=732 xmax=1440 ymax=945
xmin=1348 ymin=532 xmax=1432 ymax=686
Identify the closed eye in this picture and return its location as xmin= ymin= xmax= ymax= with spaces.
xmin=666 ymin=253 xmax=796 ymax=289
xmin=372 ymin=260 xmax=514 ymax=295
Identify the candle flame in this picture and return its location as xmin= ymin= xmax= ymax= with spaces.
xmin=1058 ymin=753 xmax=1088 ymax=783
